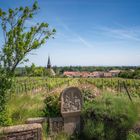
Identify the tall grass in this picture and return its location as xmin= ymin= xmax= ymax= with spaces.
xmin=6 ymin=93 xmax=45 ymax=125
xmin=82 ymin=92 xmax=140 ymax=140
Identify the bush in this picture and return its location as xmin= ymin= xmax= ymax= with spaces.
xmin=82 ymin=93 xmax=139 ymax=140
xmin=0 ymin=74 xmax=12 ymax=126
xmin=43 ymin=93 xmax=61 ymax=117
xmin=81 ymin=88 xmax=95 ymax=102
xmin=127 ymin=131 xmax=140 ymax=140
xmin=0 ymin=109 xmax=12 ymax=126
xmin=83 ymin=119 xmax=104 ymax=140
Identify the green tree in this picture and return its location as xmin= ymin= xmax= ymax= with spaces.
xmin=0 ymin=1 xmax=55 ymax=125
xmin=25 ymin=63 xmax=36 ymax=76
xmin=25 ymin=64 xmax=45 ymax=76
xmin=0 ymin=1 xmax=55 ymax=75
xmin=34 ymin=67 xmax=44 ymax=76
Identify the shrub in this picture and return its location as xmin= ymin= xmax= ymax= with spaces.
xmin=0 ymin=74 xmax=12 ymax=126
xmin=43 ymin=93 xmax=61 ymax=117
xmin=83 ymin=119 xmax=104 ymax=140
xmin=127 ymin=131 xmax=140 ymax=140
xmin=81 ymin=88 xmax=95 ymax=102
xmin=82 ymin=93 xmax=139 ymax=140
xmin=0 ymin=109 xmax=12 ymax=126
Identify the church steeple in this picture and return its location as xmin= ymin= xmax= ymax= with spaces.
xmin=46 ymin=55 xmax=56 ymax=76
xmin=47 ymin=56 xmax=51 ymax=69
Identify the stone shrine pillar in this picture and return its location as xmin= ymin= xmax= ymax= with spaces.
xmin=60 ymin=87 xmax=82 ymax=135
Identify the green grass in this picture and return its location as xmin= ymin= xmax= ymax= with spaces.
xmin=6 ymin=93 xmax=45 ymax=125
xmin=82 ymin=92 xmax=140 ymax=140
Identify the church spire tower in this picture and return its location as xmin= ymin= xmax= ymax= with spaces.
xmin=46 ymin=55 xmax=55 ymax=76
xmin=47 ymin=55 xmax=51 ymax=69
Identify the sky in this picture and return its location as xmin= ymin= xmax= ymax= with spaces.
xmin=0 ymin=0 xmax=140 ymax=66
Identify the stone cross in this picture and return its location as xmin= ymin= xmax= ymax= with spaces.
xmin=60 ymin=87 xmax=82 ymax=135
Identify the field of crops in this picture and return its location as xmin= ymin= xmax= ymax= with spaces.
xmin=11 ymin=77 xmax=72 ymax=94
xmin=12 ymin=77 xmax=140 ymax=97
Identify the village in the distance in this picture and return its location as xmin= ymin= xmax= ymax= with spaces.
xmin=15 ymin=56 xmax=140 ymax=79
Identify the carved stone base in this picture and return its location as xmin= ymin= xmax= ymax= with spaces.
xmin=63 ymin=116 xmax=80 ymax=135
xmin=49 ymin=117 xmax=64 ymax=135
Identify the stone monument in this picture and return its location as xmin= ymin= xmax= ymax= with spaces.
xmin=60 ymin=87 xmax=82 ymax=135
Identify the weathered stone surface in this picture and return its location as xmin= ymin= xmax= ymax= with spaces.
xmin=0 ymin=123 xmax=42 ymax=140
xmin=63 ymin=116 xmax=80 ymax=135
xmin=49 ymin=117 xmax=64 ymax=135
xmin=60 ymin=87 xmax=82 ymax=135
xmin=61 ymin=87 xmax=82 ymax=117
xmin=26 ymin=117 xmax=48 ymax=125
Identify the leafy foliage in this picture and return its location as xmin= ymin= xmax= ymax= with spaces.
xmin=127 ymin=131 xmax=140 ymax=140
xmin=82 ymin=93 xmax=139 ymax=140
xmin=25 ymin=63 xmax=45 ymax=76
xmin=0 ymin=72 xmax=13 ymax=126
xmin=0 ymin=1 xmax=55 ymax=74
xmin=0 ymin=1 xmax=55 ymax=126
xmin=43 ymin=93 xmax=61 ymax=117
xmin=119 ymin=69 xmax=140 ymax=79
xmin=83 ymin=120 xmax=104 ymax=140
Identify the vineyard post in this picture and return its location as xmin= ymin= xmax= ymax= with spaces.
xmin=48 ymin=78 xmax=50 ymax=92
xmin=120 ymin=79 xmax=122 ymax=93
xmin=18 ymin=85 xmax=21 ymax=93
xmin=30 ymin=82 xmax=32 ymax=93
xmin=123 ymin=81 xmax=133 ymax=102
xmin=117 ymin=80 xmax=121 ymax=92
xmin=42 ymin=79 xmax=44 ymax=90
xmin=17 ymin=82 xmax=20 ymax=94
xmin=111 ymin=78 xmax=112 ymax=92
xmin=41 ymin=79 xmax=42 ymax=90
xmin=33 ymin=81 xmax=36 ymax=93
xmin=34 ymin=82 xmax=37 ymax=93
xmin=117 ymin=80 xmax=119 ymax=92
xmin=43 ymin=79 xmax=45 ymax=90
xmin=68 ymin=79 xmax=70 ymax=86
xmin=17 ymin=84 xmax=19 ymax=94
xmin=102 ymin=78 xmax=104 ymax=91
xmin=133 ymin=79 xmax=137 ymax=94
xmin=24 ymin=82 xmax=27 ymax=94
xmin=21 ymin=82 xmax=23 ymax=93
xmin=120 ymin=81 xmax=122 ymax=93
xmin=32 ymin=81 xmax=34 ymax=93
xmin=29 ymin=81 xmax=31 ymax=94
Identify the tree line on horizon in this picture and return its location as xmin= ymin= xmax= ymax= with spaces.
xmin=14 ymin=64 xmax=140 ymax=79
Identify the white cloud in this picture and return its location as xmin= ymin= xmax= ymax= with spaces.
xmin=56 ymin=18 xmax=93 ymax=48
xmin=95 ymin=25 xmax=140 ymax=42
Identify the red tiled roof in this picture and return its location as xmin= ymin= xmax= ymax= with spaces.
xmin=64 ymin=71 xmax=114 ymax=78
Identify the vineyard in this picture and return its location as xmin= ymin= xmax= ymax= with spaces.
xmin=11 ymin=77 xmax=72 ymax=94
xmin=12 ymin=77 xmax=140 ymax=97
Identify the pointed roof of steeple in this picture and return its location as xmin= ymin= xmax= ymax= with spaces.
xmin=47 ymin=55 xmax=51 ymax=68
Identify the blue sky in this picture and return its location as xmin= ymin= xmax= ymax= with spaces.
xmin=0 ymin=0 xmax=140 ymax=66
